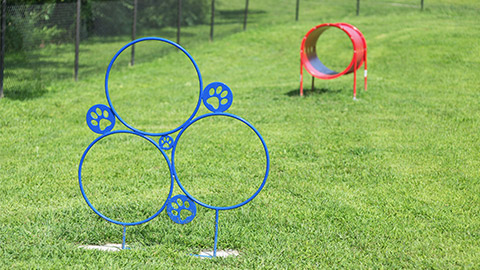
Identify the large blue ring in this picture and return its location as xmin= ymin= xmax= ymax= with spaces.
xmin=171 ymin=113 xmax=270 ymax=211
xmin=78 ymin=130 xmax=174 ymax=226
xmin=104 ymin=37 xmax=203 ymax=137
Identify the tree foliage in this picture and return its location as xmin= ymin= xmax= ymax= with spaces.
xmin=5 ymin=0 xmax=209 ymax=51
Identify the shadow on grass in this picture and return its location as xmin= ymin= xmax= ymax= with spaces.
xmin=218 ymin=9 xmax=266 ymax=18
xmin=285 ymin=87 xmax=341 ymax=97
xmin=3 ymin=84 xmax=48 ymax=101
xmin=215 ymin=9 xmax=267 ymax=25
xmin=2 ymin=25 xmax=214 ymax=102
xmin=85 ymin=28 xmax=197 ymax=43
xmin=3 ymin=49 xmax=73 ymax=100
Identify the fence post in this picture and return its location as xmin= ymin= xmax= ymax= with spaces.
xmin=177 ymin=0 xmax=182 ymax=45
xmin=131 ymin=0 xmax=137 ymax=66
xmin=210 ymin=0 xmax=215 ymax=41
xmin=421 ymin=0 xmax=424 ymax=10
xmin=356 ymin=0 xmax=360 ymax=16
xmin=295 ymin=0 xmax=299 ymax=21
xmin=243 ymin=0 xmax=249 ymax=31
xmin=0 ymin=0 xmax=5 ymax=98
xmin=74 ymin=0 xmax=80 ymax=81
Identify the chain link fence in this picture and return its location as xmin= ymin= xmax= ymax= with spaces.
xmin=2 ymin=2 xmax=76 ymax=99
xmin=0 ymin=0 xmax=211 ymax=99
xmin=0 ymin=0 xmax=447 ymax=100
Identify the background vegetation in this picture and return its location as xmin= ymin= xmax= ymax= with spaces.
xmin=1 ymin=0 xmax=479 ymax=268
xmin=5 ymin=0 xmax=209 ymax=52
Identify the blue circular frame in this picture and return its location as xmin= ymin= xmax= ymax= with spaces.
xmin=78 ymin=130 xmax=174 ymax=226
xmin=171 ymin=113 xmax=270 ymax=211
xmin=104 ymin=37 xmax=203 ymax=137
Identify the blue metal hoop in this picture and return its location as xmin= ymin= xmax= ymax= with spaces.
xmin=104 ymin=37 xmax=203 ymax=137
xmin=78 ymin=130 xmax=174 ymax=226
xmin=171 ymin=113 xmax=270 ymax=211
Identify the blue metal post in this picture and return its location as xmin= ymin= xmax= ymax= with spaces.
xmin=122 ymin=226 xmax=127 ymax=249
xmin=213 ymin=209 xmax=219 ymax=257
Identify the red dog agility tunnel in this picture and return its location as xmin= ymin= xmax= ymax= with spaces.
xmin=300 ymin=23 xmax=367 ymax=98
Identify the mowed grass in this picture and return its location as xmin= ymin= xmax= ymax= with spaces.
xmin=1 ymin=0 xmax=480 ymax=268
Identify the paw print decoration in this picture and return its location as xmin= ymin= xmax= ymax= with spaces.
xmin=202 ymin=82 xmax=233 ymax=113
xmin=86 ymin=104 xmax=116 ymax=134
xmin=78 ymin=37 xmax=269 ymax=256
xmin=167 ymin=195 xmax=197 ymax=224
xmin=159 ymin=135 xmax=174 ymax=150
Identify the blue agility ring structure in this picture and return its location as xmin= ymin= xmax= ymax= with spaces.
xmin=78 ymin=37 xmax=269 ymax=257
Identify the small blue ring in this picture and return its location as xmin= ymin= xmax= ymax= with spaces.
xmin=105 ymin=37 xmax=203 ymax=137
xmin=171 ymin=113 xmax=270 ymax=211
xmin=78 ymin=130 xmax=174 ymax=226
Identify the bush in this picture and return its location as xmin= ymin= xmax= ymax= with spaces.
xmin=5 ymin=3 xmax=67 ymax=52
xmin=87 ymin=0 xmax=209 ymax=37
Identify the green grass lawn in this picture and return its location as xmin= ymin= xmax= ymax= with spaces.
xmin=1 ymin=0 xmax=480 ymax=268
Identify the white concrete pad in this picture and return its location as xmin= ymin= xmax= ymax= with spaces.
xmin=78 ymin=243 xmax=124 ymax=252
xmin=197 ymin=249 xmax=240 ymax=258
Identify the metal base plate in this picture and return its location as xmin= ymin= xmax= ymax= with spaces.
xmin=194 ymin=249 xmax=240 ymax=258
xmin=78 ymin=243 xmax=124 ymax=252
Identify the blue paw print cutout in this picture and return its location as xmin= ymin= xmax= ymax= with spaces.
xmin=167 ymin=194 xmax=197 ymax=224
xmin=159 ymin=135 xmax=174 ymax=150
xmin=202 ymin=82 xmax=233 ymax=113
xmin=86 ymin=104 xmax=116 ymax=134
